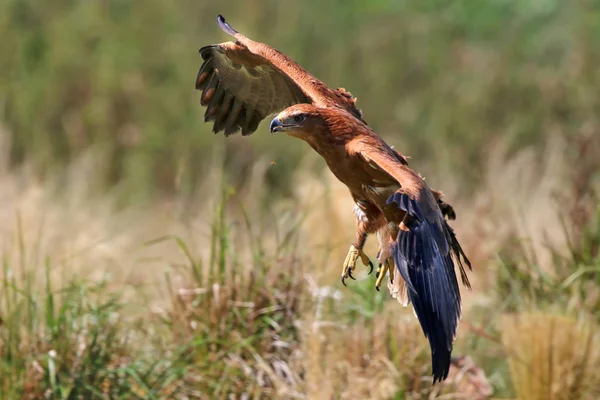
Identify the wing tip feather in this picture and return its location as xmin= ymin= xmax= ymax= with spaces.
xmin=217 ymin=14 xmax=239 ymax=37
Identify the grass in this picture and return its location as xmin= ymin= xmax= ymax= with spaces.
xmin=0 ymin=133 xmax=598 ymax=399
xmin=1 ymin=265 xmax=150 ymax=398
xmin=501 ymin=312 xmax=598 ymax=400
xmin=2 ymin=1 xmax=600 ymax=398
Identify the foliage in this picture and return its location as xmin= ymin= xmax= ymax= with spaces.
xmin=1 ymin=0 xmax=600 ymax=197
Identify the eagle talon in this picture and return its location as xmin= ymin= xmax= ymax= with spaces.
xmin=341 ymin=244 xmax=372 ymax=286
xmin=367 ymin=261 xmax=374 ymax=275
xmin=347 ymin=267 xmax=356 ymax=280
xmin=375 ymin=261 xmax=390 ymax=291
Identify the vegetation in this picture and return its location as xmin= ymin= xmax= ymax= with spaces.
xmin=0 ymin=0 xmax=599 ymax=399
xmin=2 ymin=0 xmax=600 ymax=196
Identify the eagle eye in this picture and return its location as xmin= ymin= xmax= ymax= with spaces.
xmin=293 ymin=114 xmax=306 ymax=123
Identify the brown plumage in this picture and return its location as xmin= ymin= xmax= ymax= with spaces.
xmin=195 ymin=15 xmax=472 ymax=384
xmin=196 ymin=15 xmax=363 ymax=136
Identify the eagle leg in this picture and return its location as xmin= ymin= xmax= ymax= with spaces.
xmin=341 ymin=244 xmax=374 ymax=286
xmin=375 ymin=257 xmax=394 ymax=291
xmin=342 ymin=201 xmax=381 ymax=286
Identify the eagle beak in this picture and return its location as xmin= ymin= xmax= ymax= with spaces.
xmin=270 ymin=117 xmax=283 ymax=133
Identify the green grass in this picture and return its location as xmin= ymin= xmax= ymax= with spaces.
xmin=1 ymin=265 xmax=151 ymax=398
xmin=0 ymin=168 xmax=597 ymax=398
xmin=0 ymin=187 xmax=310 ymax=399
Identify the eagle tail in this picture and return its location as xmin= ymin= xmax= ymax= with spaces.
xmin=387 ymin=192 xmax=463 ymax=384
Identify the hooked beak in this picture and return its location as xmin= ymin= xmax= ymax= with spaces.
xmin=270 ymin=116 xmax=301 ymax=133
xmin=269 ymin=117 xmax=283 ymax=133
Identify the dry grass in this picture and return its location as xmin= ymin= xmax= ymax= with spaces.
xmin=501 ymin=313 xmax=599 ymax=400
xmin=0 ymin=131 xmax=599 ymax=398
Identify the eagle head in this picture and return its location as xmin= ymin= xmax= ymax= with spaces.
xmin=269 ymin=104 xmax=324 ymax=138
xmin=271 ymin=104 xmax=357 ymax=144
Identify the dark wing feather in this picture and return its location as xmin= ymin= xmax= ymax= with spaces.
xmin=355 ymin=141 xmax=472 ymax=383
xmin=386 ymin=192 xmax=467 ymax=383
xmin=196 ymin=43 xmax=309 ymax=136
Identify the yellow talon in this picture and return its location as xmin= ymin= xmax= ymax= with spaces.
xmin=375 ymin=263 xmax=382 ymax=278
xmin=341 ymin=244 xmax=373 ymax=286
xmin=359 ymin=251 xmax=371 ymax=270
xmin=375 ymin=261 xmax=389 ymax=291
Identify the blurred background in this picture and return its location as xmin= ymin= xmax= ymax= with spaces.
xmin=0 ymin=0 xmax=599 ymax=399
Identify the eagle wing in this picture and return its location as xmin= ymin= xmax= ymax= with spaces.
xmin=196 ymin=15 xmax=363 ymax=136
xmin=350 ymin=138 xmax=471 ymax=383
xmin=351 ymin=139 xmax=471 ymax=281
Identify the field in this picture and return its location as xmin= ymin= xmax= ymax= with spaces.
xmin=1 ymin=0 xmax=599 ymax=399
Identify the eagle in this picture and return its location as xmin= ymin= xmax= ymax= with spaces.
xmin=195 ymin=15 xmax=472 ymax=383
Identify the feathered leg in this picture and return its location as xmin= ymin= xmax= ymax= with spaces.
xmin=375 ymin=223 xmax=395 ymax=291
xmin=341 ymin=200 xmax=385 ymax=286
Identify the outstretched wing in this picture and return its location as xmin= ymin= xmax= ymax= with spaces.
xmin=196 ymin=15 xmax=364 ymax=136
xmin=350 ymin=138 xmax=471 ymax=383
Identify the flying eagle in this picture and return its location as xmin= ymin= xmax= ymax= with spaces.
xmin=195 ymin=15 xmax=472 ymax=383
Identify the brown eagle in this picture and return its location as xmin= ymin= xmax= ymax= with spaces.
xmin=195 ymin=15 xmax=472 ymax=383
